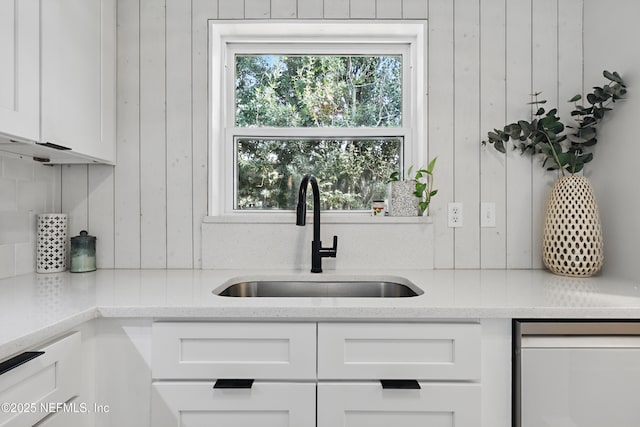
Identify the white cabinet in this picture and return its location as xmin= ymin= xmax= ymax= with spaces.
xmin=40 ymin=0 xmax=116 ymax=164
xmin=152 ymin=322 xmax=482 ymax=427
xmin=0 ymin=0 xmax=40 ymax=142
xmin=152 ymin=382 xmax=316 ymax=427
xmin=318 ymin=322 xmax=481 ymax=380
xmin=0 ymin=0 xmax=116 ymax=164
xmin=0 ymin=332 xmax=81 ymax=427
xmin=318 ymin=382 xmax=481 ymax=427
xmin=317 ymin=323 xmax=481 ymax=427
xmin=152 ymin=322 xmax=317 ymax=380
xmin=151 ymin=322 xmax=317 ymax=427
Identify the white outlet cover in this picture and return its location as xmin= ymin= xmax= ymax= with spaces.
xmin=448 ymin=202 xmax=463 ymax=228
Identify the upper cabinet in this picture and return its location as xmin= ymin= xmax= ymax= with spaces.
xmin=0 ymin=0 xmax=116 ymax=165
xmin=41 ymin=0 xmax=116 ymax=164
xmin=0 ymin=0 xmax=40 ymax=142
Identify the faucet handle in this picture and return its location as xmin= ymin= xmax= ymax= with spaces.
xmin=329 ymin=235 xmax=338 ymax=257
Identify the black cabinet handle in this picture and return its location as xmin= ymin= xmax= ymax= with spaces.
xmin=0 ymin=351 xmax=45 ymax=376
xmin=214 ymin=379 xmax=254 ymax=389
xmin=36 ymin=142 xmax=71 ymax=151
xmin=380 ymin=379 xmax=421 ymax=390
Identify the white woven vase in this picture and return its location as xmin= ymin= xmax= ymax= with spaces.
xmin=542 ymin=176 xmax=603 ymax=277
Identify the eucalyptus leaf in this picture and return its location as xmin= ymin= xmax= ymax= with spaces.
xmin=569 ymin=94 xmax=582 ymax=102
xmin=566 ymin=134 xmax=588 ymax=144
xmin=604 ymin=70 xmax=625 ymax=85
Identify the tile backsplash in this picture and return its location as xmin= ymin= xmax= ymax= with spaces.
xmin=0 ymin=154 xmax=60 ymax=278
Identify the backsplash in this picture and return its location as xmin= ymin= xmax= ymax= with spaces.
xmin=0 ymin=154 xmax=60 ymax=278
xmin=202 ymin=220 xmax=434 ymax=270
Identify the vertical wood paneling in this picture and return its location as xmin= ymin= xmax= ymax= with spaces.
xmin=166 ymin=0 xmax=193 ymax=268
xmin=115 ymin=0 xmax=141 ymax=268
xmin=557 ymin=0 xmax=583 ymax=122
xmin=139 ymin=0 xmax=167 ymax=268
xmin=376 ymin=0 xmax=401 ymax=18
xmin=73 ymin=0 xmax=584 ymax=272
xmin=428 ymin=0 xmax=455 ymax=269
xmin=271 ymin=0 xmax=296 ymax=18
xmin=350 ymin=0 xmax=375 ymax=18
xmin=245 ymin=0 xmax=270 ymax=19
xmin=88 ymin=165 xmax=115 ymax=268
xmin=298 ymin=0 xmax=323 ymax=18
xmin=62 ymin=165 xmax=89 ymax=237
xmin=479 ymin=0 xmax=506 ymax=268
xmin=531 ymin=0 xmax=558 ymax=269
xmin=192 ymin=0 xmax=218 ymax=268
xmin=324 ymin=0 xmax=349 ymax=18
xmin=403 ymin=0 xmax=426 ymax=19
xmin=218 ymin=0 xmax=244 ymax=19
xmin=505 ymin=0 xmax=533 ymax=268
xmin=453 ymin=0 xmax=481 ymax=268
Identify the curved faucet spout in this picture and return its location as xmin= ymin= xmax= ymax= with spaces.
xmin=296 ymin=174 xmax=338 ymax=273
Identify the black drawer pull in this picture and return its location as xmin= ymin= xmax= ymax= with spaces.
xmin=380 ymin=379 xmax=421 ymax=390
xmin=214 ymin=379 xmax=254 ymax=389
xmin=0 ymin=351 xmax=45 ymax=376
xmin=36 ymin=142 xmax=71 ymax=151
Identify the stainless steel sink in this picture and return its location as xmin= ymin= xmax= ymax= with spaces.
xmin=214 ymin=280 xmax=422 ymax=298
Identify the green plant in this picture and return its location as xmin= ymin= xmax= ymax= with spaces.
xmin=482 ymin=70 xmax=627 ymax=175
xmin=387 ymin=157 xmax=438 ymax=214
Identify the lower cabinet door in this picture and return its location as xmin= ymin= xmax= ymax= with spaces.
xmin=152 ymin=381 xmax=315 ymax=427
xmin=34 ymin=398 xmax=83 ymax=427
xmin=317 ymin=382 xmax=480 ymax=427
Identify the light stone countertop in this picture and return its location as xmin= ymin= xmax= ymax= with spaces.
xmin=2 ymin=268 xmax=640 ymax=359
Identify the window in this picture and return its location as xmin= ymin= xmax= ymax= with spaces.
xmin=210 ymin=23 xmax=425 ymax=215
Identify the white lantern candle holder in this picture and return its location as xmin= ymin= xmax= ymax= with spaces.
xmin=36 ymin=213 xmax=68 ymax=273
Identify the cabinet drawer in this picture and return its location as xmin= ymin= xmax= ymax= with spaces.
xmin=152 ymin=322 xmax=316 ymax=380
xmin=318 ymin=323 xmax=481 ymax=380
xmin=152 ymin=381 xmax=315 ymax=427
xmin=318 ymin=382 xmax=480 ymax=427
xmin=0 ymin=332 xmax=81 ymax=427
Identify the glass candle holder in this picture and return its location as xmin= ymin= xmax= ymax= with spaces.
xmin=70 ymin=230 xmax=96 ymax=273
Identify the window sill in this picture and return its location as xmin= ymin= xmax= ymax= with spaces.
xmin=203 ymin=213 xmax=433 ymax=225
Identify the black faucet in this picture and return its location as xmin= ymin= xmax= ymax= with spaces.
xmin=296 ymin=174 xmax=338 ymax=273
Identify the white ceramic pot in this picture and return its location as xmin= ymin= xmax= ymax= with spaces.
xmin=388 ymin=181 xmax=419 ymax=217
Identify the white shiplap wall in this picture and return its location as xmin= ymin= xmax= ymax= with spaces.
xmin=60 ymin=0 xmax=584 ymax=270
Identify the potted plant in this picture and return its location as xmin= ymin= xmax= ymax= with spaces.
xmin=387 ymin=157 xmax=438 ymax=216
xmin=482 ymin=70 xmax=627 ymax=277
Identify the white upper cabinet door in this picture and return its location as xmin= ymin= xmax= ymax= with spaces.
xmin=0 ymin=0 xmax=40 ymax=142
xmin=40 ymin=0 xmax=116 ymax=164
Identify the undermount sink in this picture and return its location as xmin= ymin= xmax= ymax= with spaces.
xmin=214 ymin=279 xmax=422 ymax=298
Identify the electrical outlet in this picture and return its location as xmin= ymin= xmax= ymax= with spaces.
xmin=481 ymin=202 xmax=496 ymax=228
xmin=448 ymin=202 xmax=463 ymax=227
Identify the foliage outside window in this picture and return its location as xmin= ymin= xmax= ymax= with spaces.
xmin=233 ymin=53 xmax=405 ymax=211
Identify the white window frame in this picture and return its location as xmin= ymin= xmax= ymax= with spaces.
xmin=209 ymin=21 xmax=426 ymax=216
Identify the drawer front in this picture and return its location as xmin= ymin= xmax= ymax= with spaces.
xmin=317 ymin=382 xmax=481 ymax=427
xmin=152 ymin=322 xmax=316 ymax=380
xmin=0 ymin=332 xmax=81 ymax=427
xmin=152 ymin=381 xmax=316 ymax=427
xmin=318 ymin=323 xmax=481 ymax=380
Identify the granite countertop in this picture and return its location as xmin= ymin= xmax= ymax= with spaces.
xmin=2 ymin=268 xmax=640 ymax=359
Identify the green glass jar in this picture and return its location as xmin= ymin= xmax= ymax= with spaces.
xmin=70 ymin=230 xmax=96 ymax=273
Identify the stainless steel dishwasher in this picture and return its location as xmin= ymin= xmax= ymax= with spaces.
xmin=513 ymin=321 xmax=640 ymax=427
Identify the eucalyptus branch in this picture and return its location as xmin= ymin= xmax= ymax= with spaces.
xmin=481 ymin=70 xmax=627 ymax=175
